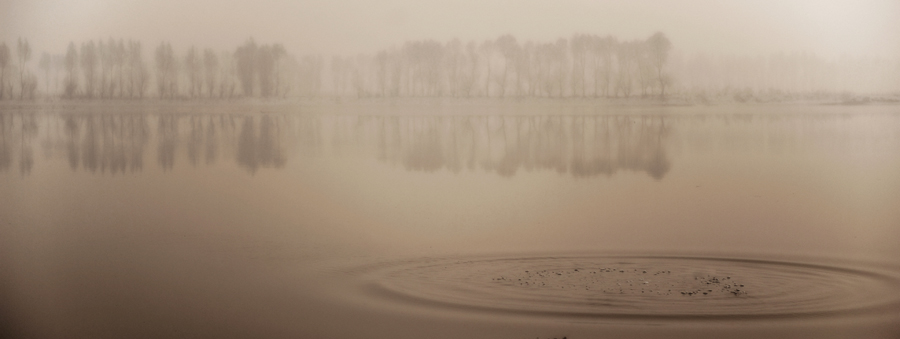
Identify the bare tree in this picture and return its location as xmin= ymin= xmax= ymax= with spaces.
xmin=646 ymin=32 xmax=672 ymax=98
xmin=412 ymin=40 xmax=444 ymax=96
xmin=17 ymin=38 xmax=33 ymax=99
xmin=636 ymin=42 xmax=655 ymax=97
xmin=257 ymin=44 xmax=275 ymax=97
xmin=0 ymin=43 xmax=9 ymax=100
xmin=346 ymin=54 xmax=370 ymax=98
xmin=154 ymin=42 xmax=177 ymax=99
xmin=115 ymin=39 xmax=126 ymax=98
xmin=535 ymin=39 xmax=568 ymax=97
xmin=480 ymin=40 xmax=494 ymax=97
xmin=278 ymin=54 xmax=298 ymax=98
xmin=553 ymin=38 xmax=568 ymax=97
xmin=591 ymin=35 xmax=617 ymax=97
xmin=271 ymin=44 xmax=287 ymax=97
xmin=203 ymin=48 xmax=218 ymax=98
xmin=516 ymin=41 xmax=533 ymax=97
xmin=128 ymin=40 xmax=148 ymax=99
xmin=494 ymin=34 xmax=519 ymax=98
xmin=444 ymin=39 xmax=462 ymax=97
xmin=98 ymin=39 xmax=112 ymax=98
xmin=615 ymin=41 xmax=638 ymax=97
xmin=52 ymin=54 xmax=64 ymax=95
xmin=570 ymin=34 xmax=590 ymax=97
xmin=39 ymin=52 xmax=51 ymax=96
xmin=184 ymin=46 xmax=201 ymax=98
xmin=81 ymin=41 xmax=98 ymax=99
xmin=218 ymin=50 xmax=236 ymax=98
xmin=64 ymin=42 xmax=78 ymax=98
xmin=297 ymin=54 xmax=323 ymax=98
xmin=331 ymin=55 xmax=348 ymax=97
xmin=374 ymin=50 xmax=389 ymax=97
xmin=535 ymin=42 xmax=552 ymax=97
xmin=234 ymin=39 xmax=257 ymax=97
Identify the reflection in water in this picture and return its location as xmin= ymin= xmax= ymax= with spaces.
xmin=4 ymin=108 xmax=900 ymax=339
xmin=204 ymin=116 xmax=218 ymax=165
xmin=19 ymin=114 xmax=37 ymax=174
xmin=59 ymin=114 xmax=150 ymax=173
xmin=0 ymin=114 xmax=14 ymax=172
xmin=5 ymin=109 xmax=898 ymax=178
xmin=1 ymin=112 xmax=296 ymax=175
xmin=237 ymin=115 xmax=288 ymax=173
xmin=0 ymin=113 xmax=38 ymax=175
xmin=157 ymin=115 xmax=178 ymax=171
xmin=2 ymin=111 xmax=676 ymax=178
xmin=360 ymin=115 xmax=671 ymax=178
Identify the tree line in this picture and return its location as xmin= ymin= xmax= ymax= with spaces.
xmin=0 ymin=38 xmax=324 ymax=101
xmin=331 ymin=32 xmax=673 ymax=99
xmin=0 ymin=33 xmax=674 ymax=101
xmin=670 ymin=52 xmax=900 ymax=101
xmin=2 ymin=32 xmax=897 ymax=102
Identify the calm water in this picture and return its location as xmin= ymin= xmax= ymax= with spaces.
xmin=2 ymin=103 xmax=900 ymax=338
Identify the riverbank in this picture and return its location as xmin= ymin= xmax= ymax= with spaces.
xmin=1 ymin=94 xmax=898 ymax=116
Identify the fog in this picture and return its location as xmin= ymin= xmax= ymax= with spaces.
xmin=2 ymin=1 xmax=900 ymax=100
xmin=3 ymin=0 xmax=900 ymax=57
xmin=3 ymin=2 xmax=900 ymax=339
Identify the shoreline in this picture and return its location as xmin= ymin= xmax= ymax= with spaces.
xmin=1 ymin=95 xmax=898 ymax=116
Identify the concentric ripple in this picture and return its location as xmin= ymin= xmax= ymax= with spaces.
xmin=352 ymin=254 xmax=900 ymax=320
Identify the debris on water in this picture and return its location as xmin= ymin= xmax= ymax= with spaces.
xmin=493 ymin=265 xmax=746 ymax=297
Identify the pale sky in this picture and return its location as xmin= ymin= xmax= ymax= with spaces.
xmin=1 ymin=0 xmax=899 ymax=58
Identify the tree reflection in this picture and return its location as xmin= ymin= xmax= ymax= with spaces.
xmin=0 ymin=114 xmax=15 ymax=172
xmin=8 ymin=111 xmax=670 ymax=178
xmin=157 ymin=115 xmax=178 ymax=170
xmin=204 ymin=116 xmax=218 ymax=165
xmin=368 ymin=115 xmax=671 ymax=179
xmin=0 ymin=113 xmax=38 ymax=175
xmin=236 ymin=115 xmax=286 ymax=174
xmin=403 ymin=117 xmax=443 ymax=171
xmin=58 ymin=114 xmax=151 ymax=173
xmin=0 ymin=112 xmax=154 ymax=175
xmin=18 ymin=114 xmax=37 ymax=174
xmin=64 ymin=116 xmax=79 ymax=170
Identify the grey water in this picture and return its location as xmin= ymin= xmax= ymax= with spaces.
xmin=1 ymin=103 xmax=900 ymax=339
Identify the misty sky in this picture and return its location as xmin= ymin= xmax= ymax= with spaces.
xmin=2 ymin=0 xmax=899 ymax=58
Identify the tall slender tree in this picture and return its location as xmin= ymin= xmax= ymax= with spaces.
xmin=235 ymin=39 xmax=257 ymax=97
xmin=115 ymin=39 xmax=126 ymax=98
xmin=495 ymin=34 xmax=519 ymax=98
xmin=126 ymin=40 xmax=148 ymax=99
xmin=39 ymin=52 xmax=51 ymax=96
xmin=570 ymin=34 xmax=591 ymax=97
xmin=202 ymin=49 xmax=218 ymax=98
xmin=81 ymin=41 xmax=98 ymax=99
xmin=0 ymin=43 xmax=9 ymax=100
xmin=646 ymin=32 xmax=672 ymax=98
xmin=154 ymin=42 xmax=177 ymax=99
xmin=184 ymin=46 xmax=201 ymax=98
xmin=64 ymin=42 xmax=78 ymax=98
xmin=17 ymin=38 xmax=32 ymax=99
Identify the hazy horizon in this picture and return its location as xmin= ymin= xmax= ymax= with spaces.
xmin=4 ymin=2 xmax=900 ymax=338
xmin=2 ymin=0 xmax=899 ymax=58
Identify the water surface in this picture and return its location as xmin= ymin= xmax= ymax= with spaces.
xmin=1 ymin=103 xmax=899 ymax=338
